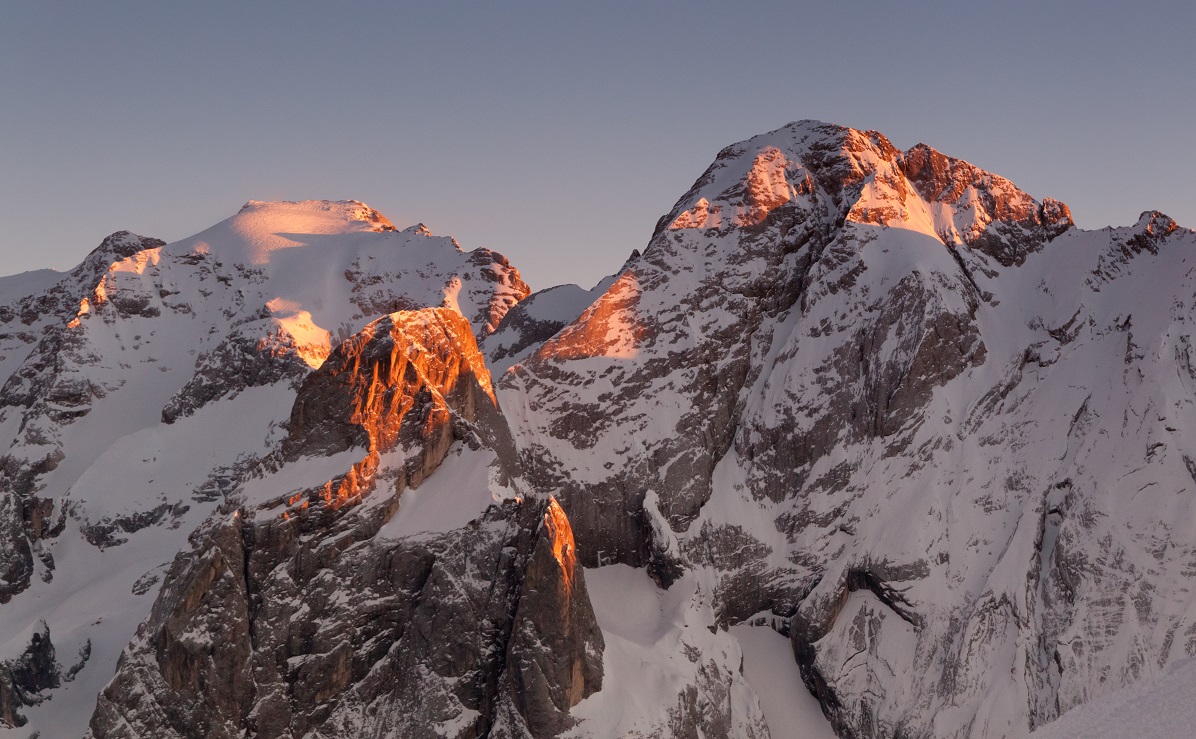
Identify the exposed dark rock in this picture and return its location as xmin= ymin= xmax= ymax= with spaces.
xmin=0 ymin=621 xmax=62 ymax=728
xmin=0 ymin=492 xmax=33 ymax=604
xmin=80 ymin=501 xmax=191 ymax=549
xmin=163 ymin=317 xmax=329 ymax=424
xmin=87 ymin=496 xmax=602 ymax=739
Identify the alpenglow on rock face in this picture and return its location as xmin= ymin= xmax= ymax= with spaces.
xmin=2 ymin=123 xmax=1196 ymax=738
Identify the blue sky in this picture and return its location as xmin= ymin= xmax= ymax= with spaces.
xmin=2 ymin=1 xmax=1192 ymax=290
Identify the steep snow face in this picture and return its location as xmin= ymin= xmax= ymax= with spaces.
xmin=0 ymin=202 xmax=529 ymax=735
xmin=500 ymin=120 xmax=1196 ymax=737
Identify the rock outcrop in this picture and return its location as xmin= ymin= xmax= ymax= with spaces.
xmin=162 ymin=314 xmax=331 ymax=423
xmin=87 ymin=496 xmax=602 ymax=739
xmin=0 ymin=620 xmax=74 ymax=727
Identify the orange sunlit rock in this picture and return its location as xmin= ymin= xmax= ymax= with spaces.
xmin=543 ymin=497 xmax=576 ymax=594
xmin=534 ymin=270 xmax=645 ymax=361
xmin=278 ymin=307 xmax=497 ymax=515
xmin=346 ymin=311 xmax=493 ymax=434
xmin=668 ymin=147 xmax=808 ymax=230
xmin=739 ymin=147 xmax=797 ymax=225
xmin=668 ymin=197 xmax=715 ymax=230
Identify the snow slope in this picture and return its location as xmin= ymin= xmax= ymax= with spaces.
xmin=731 ymin=624 xmax=837 ymax=739
xmin=1028 ymin=657 xmax=1196 ymax=739
xmin=573 ymin=564 xmax=769 ymax=738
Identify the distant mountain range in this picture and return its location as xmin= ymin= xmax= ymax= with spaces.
xmin=2 ymin=120 xmax=1194 ymax=739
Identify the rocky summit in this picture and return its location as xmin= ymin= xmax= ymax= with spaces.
xmin=1 ymin=122 xmax=1195 ymax=738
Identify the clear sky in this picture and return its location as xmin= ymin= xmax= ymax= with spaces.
xmin=2 ymin=1 xmax=1193 ymax=291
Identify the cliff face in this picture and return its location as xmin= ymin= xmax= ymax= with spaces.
xmin=86 ymin=497 xmax=601 ymax=739
xmin=3 ymin=127 xmax=1196 ymax=739
xmin=283 ymin=308 xmax=495 ymax=461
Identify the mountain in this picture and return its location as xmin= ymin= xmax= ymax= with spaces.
xmin=0 ymin=200 xmax=529 ymax=736
xmin=2 ymin=121 xmax=1195 ymax=738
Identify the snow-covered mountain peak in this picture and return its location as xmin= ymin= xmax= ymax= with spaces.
xmin=238 ymin=198 xmax=396 ymax=230
xmin=494 ymin=120 xmax=1196 ymax=739
xmin=87 ymin=230 xmax=160 ymax=262
xmin=174 ymin=199 xmax=397 ymax=266
xmin=1131 ymin=209 xmax=1183 ymax=236
xmin=10 ymin=120 xmax=1196 ymax=739
xmin=660 ymin=119 xmax=1072 ymax=267
xmin=661 ymin=120 xmax=887 ymax=232
xmin=90 ymin=199 xmax=532 ymax=344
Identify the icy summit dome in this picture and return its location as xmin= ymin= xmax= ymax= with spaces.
xmin=238 ymin=199 xmax=397 ymax=232
xmin=170 ymin=199 xmax=398 ymax=265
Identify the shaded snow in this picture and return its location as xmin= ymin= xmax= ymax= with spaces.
xmin=237 ymin=448 xmax=365 ymax=507
xmin=377 ymin=445 xmax=513 ymax=540
xmin=0 ymin=384 xmax=293 ymax=739
xmin=0 ymin=268 xmax=61 ymax=304
xmin=570 ymin=565 xmax=768 ymax=738
xmin=1029 ymin=658 xmax=1196 ymax=739
xmin=730 ymin=624 xmax=837 ymax=739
